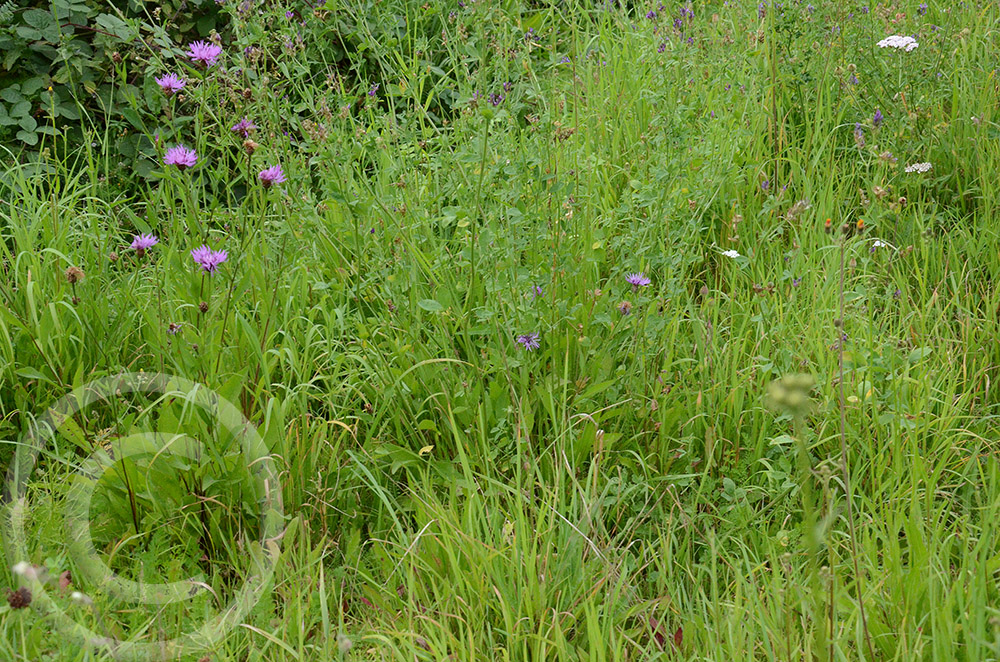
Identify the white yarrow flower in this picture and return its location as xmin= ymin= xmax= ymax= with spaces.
xmin=904 ymin=162 xmax=932 ymax=173
xmin=721 ymin=249 xmax=741 ymax=259
xmin=877 ymin=35 xmax=919 ymax=52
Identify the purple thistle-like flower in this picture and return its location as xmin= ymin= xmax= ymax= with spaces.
xmin=191 ymin=245 xmax=228 ymax=274
xmin=231 ymin=117 xmax=256 ymax=137
xmin=516 ymin=332 xmax=541 ymax=351
xmin=164 ymin=145 xmax=197 ymax=170
xmin=872 ymin=108 xmax=883 ymax=127
xmin=625 ymin=272 xmax=651 ymax=291
xmin=131 ymin=233 xmax=158 ymax=257
xmin=154 ymin=73 xmax=186 ymax=96
xmin=258 ymin=164 xmax=287 ymax=188
xmin=187 ymin=40 xmax=223 ymax=67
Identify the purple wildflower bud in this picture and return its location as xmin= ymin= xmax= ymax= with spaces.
xmin=854 ymin=123 xmax=865 ymax=148
xmin=918 ymin=2 xmax=927 ymax=15
xmin=872 ymin=108 xmax=883 ymax=127
xmin=258 ymin=164 xmax=287 ymax=188
xmin=792 ymin=277 xmax=801 ymax=287
xmin=191 ymin=245 xmax=228 ymax=274
xmin=646 ymin=9 xmax=657 ymax=19
xmin=131 ymin=233 xmax=158 ymax=257
xmin=164 ymin=145 xmax=197 ymax=170
xmin=758 ymin=2 xmax=766 ymax=18
xmin=231 ymin=117 xmax=257 ymax=138
xmin=617 ymin=300 xmax=633 ymax=316
xmin=625 ymin=272 xmax=651 ymax=291
xmin=187 ymin=40 xmax=223 ymax=68
xmin=285 ymin=10 xmax=294 ymax=18
xmin=503 ymin=81 xmax=513 ymax=92
xmin=532 ymin=285 xmax=543 ymax=299
xmin=761 ymin=180 xmax=770 ymax=191
xmin=368 ymin=83 xmax=379 ymax=97
xmin=516 ymin=333 xmax=541 ymax=351
xmin=849 ymin=73 xmax=859 ymax=85
xmin=487 ymin=92 xmax=504 ymax=106
xmin=658 ymin=42 xmax=667 ymax=52
xmin=154 ymin=73 xmax=186 ymax=96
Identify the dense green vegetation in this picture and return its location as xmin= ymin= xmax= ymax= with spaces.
xmin=1 ymin=0 xmax=999 ymax=659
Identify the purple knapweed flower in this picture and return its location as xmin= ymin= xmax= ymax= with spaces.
xmin=164 ymin=145 xmax=197 ymax=170
xmin=872 ymin=108 xmax=883 ymax=127
xmin=131 ymin=234 xmax=158 ymax=257
xmin=258 ymin=164 xmax=287 ymax=188
xmin=231 ymin=117 xmax=256 ymax=138
xmin=191 ymin=245 xmax=228 ymax=274
xmin=154 ymin=73 xmax=186 ymax=96
xmin=516 ymin=333 xmax=541 ymax=351
xmin=625 ymin=272 xmax=651 ymax=291
xmin=187 ymin=40 xmax=223 ymax=67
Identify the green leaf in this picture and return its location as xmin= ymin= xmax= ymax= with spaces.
xmin=15 ymin=366 xmax=52 ymax=383
xmin=19 ymin=115 xmax=37 ymax=132
xmin=95 ymin=14 xmax=135 ymax=40
xmin=417 ymin=299 xmax=444 ymax=312
xmin=907 ymin=347 xmax=932 ymax=364
xmin=22 ymin=9 xmax=55 ymax=30
xmin=16 ymin=130 xmax=38 ymax=145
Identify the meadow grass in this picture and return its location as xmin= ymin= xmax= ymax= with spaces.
xmin=1 ymin=0 xmax=999 ymax=660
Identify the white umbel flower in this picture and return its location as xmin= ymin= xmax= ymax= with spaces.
xmin=904 ymin=162 xmax=932 ymax=173
xmin=877 ymin=35 xmax=919 ymax=51
xmin=721 ymin=249 xmax=741 ymax=259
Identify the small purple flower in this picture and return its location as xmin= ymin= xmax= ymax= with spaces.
xmin=154 ymin=73 xmax=186 ymax=96
xmin=368 ymin=83 xmax=380 ymax=97
xmin=516 ymin=333 xmax=541 ymax=351
xmin=758 ymin=1 xmax=766 ymax=18
xmin=761 ymin=179 xmax=770 ymax=191
xmin=559 ymin=56 xmax=571 ymax=64
xmin=487 ymin=92 xmax=504 ymax=106
xmin=191 ymin=245 xmax=228 ymax=274
xmin=918 ymin=2 xmax=927 ymax=15
xmin=617 ymin=300 xmax=633 ymax=316
xmin=625 ymin=272 xmax=651 ymax=291
xmin=848 ymin=73 xmax=859 ymax=85
xmin=285 ymin=10 xmax=295 ymax=18
xmin=854 ymin=123 xmax=865 ymax=148
xmin=532 ymin=285 xmax=543 ymax=299
xmin=658 ymin=42 xmax=667 ymax=53
xmin=792 ymin=277 xmax=801 ymax=287
xmin=258 ymin=164 xmax=287 ymax=188
xmin=646 ymin=9 xmax=657 ymax=19
xmin=231 ymin=117 xmax=256 ymax=138
xmin=164 ymin=145 xmax=197 ymax=170
xmin=131 ymin=233 xmax=158 ymax=257
xmin=187 ymin=40 xmax=223 ymax=68
xmin=503 ymin=81 xmax=513 ymax=92
xmin=872 ymin=108 xmax=883 ymax=128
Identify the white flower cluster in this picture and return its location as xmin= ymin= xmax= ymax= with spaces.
xmin=721 ymin=249 xmax=741 ymax=259
xmin=877 ymin=35 xmax=919 ymax=52
xmin=904 ymin=162 xmax=932 ymax=173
